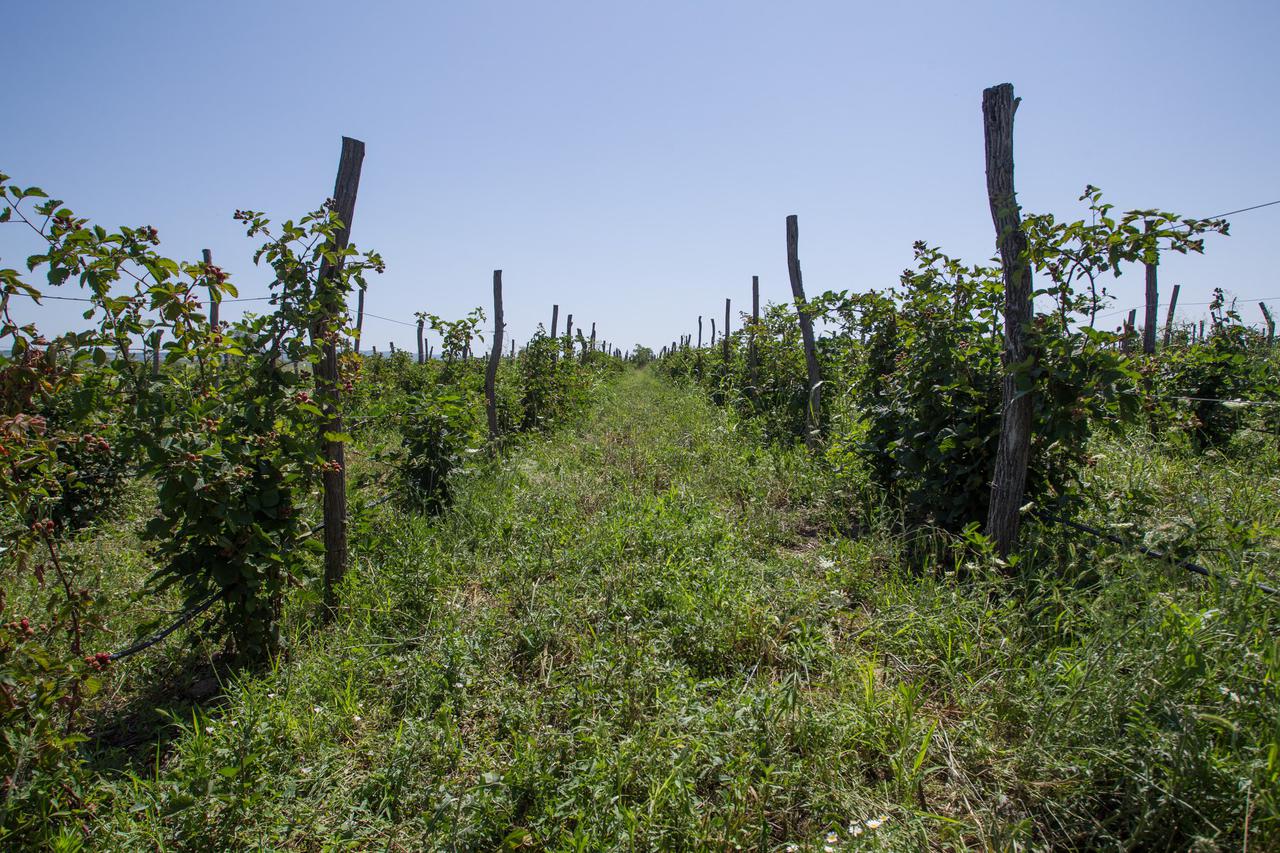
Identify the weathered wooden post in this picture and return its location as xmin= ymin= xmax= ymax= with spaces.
xmin=749 ymin=275 xmax=760 ymax=394
xmin=981 ymin=83 xmax=1033 ymax=558
xmin=485 ymin=270 xmax=504 ymax=441
xmin=203 ymin=249 xmax=219 ymax=332
xmin=151 ymin=329 xmax=162 ymax=376
xmin=510 ymin=338 xmax=516 ymax=358
xmin=390 ymin=341 xmax=396 ymax=355
xmin=565 ymin=314 xmax=573 ymax=345
xmin=1143 ymin=221 xmax=1158 ymax=354
xmin=315 ymin=136 xmax=363 ymax=612
xmin=1199 ymin=319 xmax=1205 ymax=342
xmin=416 ymin=315 xmax=425 ymax=364
xmin=551 ymin=304 xmax=559 ymax=338
xmin=1122 ymin=309 xmax=1137 ymax=353
xmin=711 ymin=318 xmax=717 ymax=347
xmin=354 ymin=287 xmax=365 ymax=353
xmin=722 ymin=297 xmax=731 ymax=364
xmin=698 ymin=316 xmax=703 ymax=348
xmin=786 ymin=215 xmax=822 ymax=449
xmin=1261 ymin=302 xmax=1276 ymax=345
xmin=1163 ymin=283 xmax=1181 ymax=348
xmin=590 ymin=322 xmax=596 ymax=352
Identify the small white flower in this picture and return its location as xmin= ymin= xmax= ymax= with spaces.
xmin=826 ymin=831 xmax=839 ymax=845
xmin=300 ymin=766 xmax=311 ymax=775
xmin=866 ymin=814 xmax=888 ymax=829
xmin=204 ymin=725 xmax=215 ymax=734
xmin=313 ymin=705 xmax=322 ymax=714
xmin=228 ymin=720 xmax=238 ymax=727
xmin=818 ymin=557 xmax=834 ymax=569
xmin=352 ymin=715 xmax=362 ymax=723
xmin=454 ymin=681 xmax=463 ymax=688
xmin=786 ymin=846 xmax=798 ymax=853
xmin=266 ymin=692 xmax=277 ymax=699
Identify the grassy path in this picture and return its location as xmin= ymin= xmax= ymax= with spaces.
xmin=97 ymin=370 xmax=1279 ymax=851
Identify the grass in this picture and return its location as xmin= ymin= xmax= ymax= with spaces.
xmin=52 ymin=370 xmax=1280 ymax=849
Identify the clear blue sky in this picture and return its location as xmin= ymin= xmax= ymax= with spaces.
xmin=5 ymin=1 xmax=1278 ymax=352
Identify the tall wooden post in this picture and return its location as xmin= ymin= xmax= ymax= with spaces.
xmin=354 ymin=288 xmax=365 ymax=353
xmin=486 ymin=270 xmax=504 ymax=441
xmin=1199 ymin=319 xmax=1205 ymax=342
xmin=203 ymin=249 xmax=219 ymax=332
xmin=1122 ymin=309 xmax=1137 ymax=353
xmin=151 ymin=329 xmax=163 ymax=376
xmin=981 ymin=84 xmax=1033 ymax=558
xmin=416 ymin=315 xmax=425 ymax=364
xmin=722 ymin=297 xmax=731 ymax=363
xmin=590 ymin=321 xmax=596 ymax=352
xmin=749 ymin=275 xmax=760 ymax=393
xmin=711 ymin=318 xmax=717 ymax=347
xmin=510 ymin=338 xmax=516 ymax=358
xmin=1261 ymin=302 xmax=1276 ymax=345
xmin=565 ymin=314 xmax=573 ymax=357
xmin=1163 ymin=284 xmax=1181 ymax=348
xmin=315 ymin=136 xmax=363 ymax=612
xmin=786 ymin=215 xmax=822 ymax=449
xmin=551 ymin=304 xmax=559 ymax=338
xmin=698 ymin=316 xmax=703 ymax=348
xmin=1143 ymin=221 xmax=1158 ymax=354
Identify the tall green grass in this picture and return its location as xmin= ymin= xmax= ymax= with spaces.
xmin=62 ymin=371 xmax=1280 ymax=850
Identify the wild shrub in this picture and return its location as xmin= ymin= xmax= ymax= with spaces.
xmin=1156 ymin=289 xmax=1278 ymax=448
xmin=400 ymin=380 xmax=483 ymax=513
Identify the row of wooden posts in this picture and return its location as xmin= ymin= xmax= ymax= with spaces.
xmin=209 ymin=135 xmax=627 ymax=610
xmin=656 ymin=83 xmax=1278 ymax=557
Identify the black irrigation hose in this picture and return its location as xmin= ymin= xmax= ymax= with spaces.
xmin=1037 ymin=511 xmax=1279 ymax=597
xmin=107 ymin=490 xmax=401 ymax=662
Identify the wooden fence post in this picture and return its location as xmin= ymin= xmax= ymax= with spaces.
xmin=416 ymin=315 xmax=425 ymax=364
xmin=1143 ymin=221 xmax=1158 ymax=354
xmin=565 ymin=314 xmax=573 ymax=348
xmin=786 ymin=214 xmax=822 ymax=449
xmin=354 ymin=287 xmax=365 ymax=353
xmin=698 ymin=316 xmax=703 ymax=348
xmin=486 ymin=270 xmax=504 ymax=441
xmin=1163 ymin=283 xmax=1181 ymax=348
xmin=981 ymin=83 xmax=1033 ymax=558
xmin=590 ymin=322 xmax=597 ymax=353
xmin=1261 ymin=302 xmax=1276 ymax=345
xmin=711 ymin=318 xmax=716 ymax=347
xmin=722 ymin=297 xmax=731 ymax=363
xmin=151 ymin=329 xmax=162 ymax=376
xmin=749 ymin=275 xmax=759 ymax=394
xmin=203 ymin=249 xmax=219 ymax=332
xmin=316 ymin=136 xmax=363 ymax=613
xmin=551 ymin=304 xmax=559 ymax=338
xmin=1122 ymin=309 xmax=1137 ymax=353
xmin=1199 ymin=319 xmax=1205 ymax=342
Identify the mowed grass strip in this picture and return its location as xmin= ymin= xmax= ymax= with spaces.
xmin=90 ymin=370 xmax=1279 ymax=851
